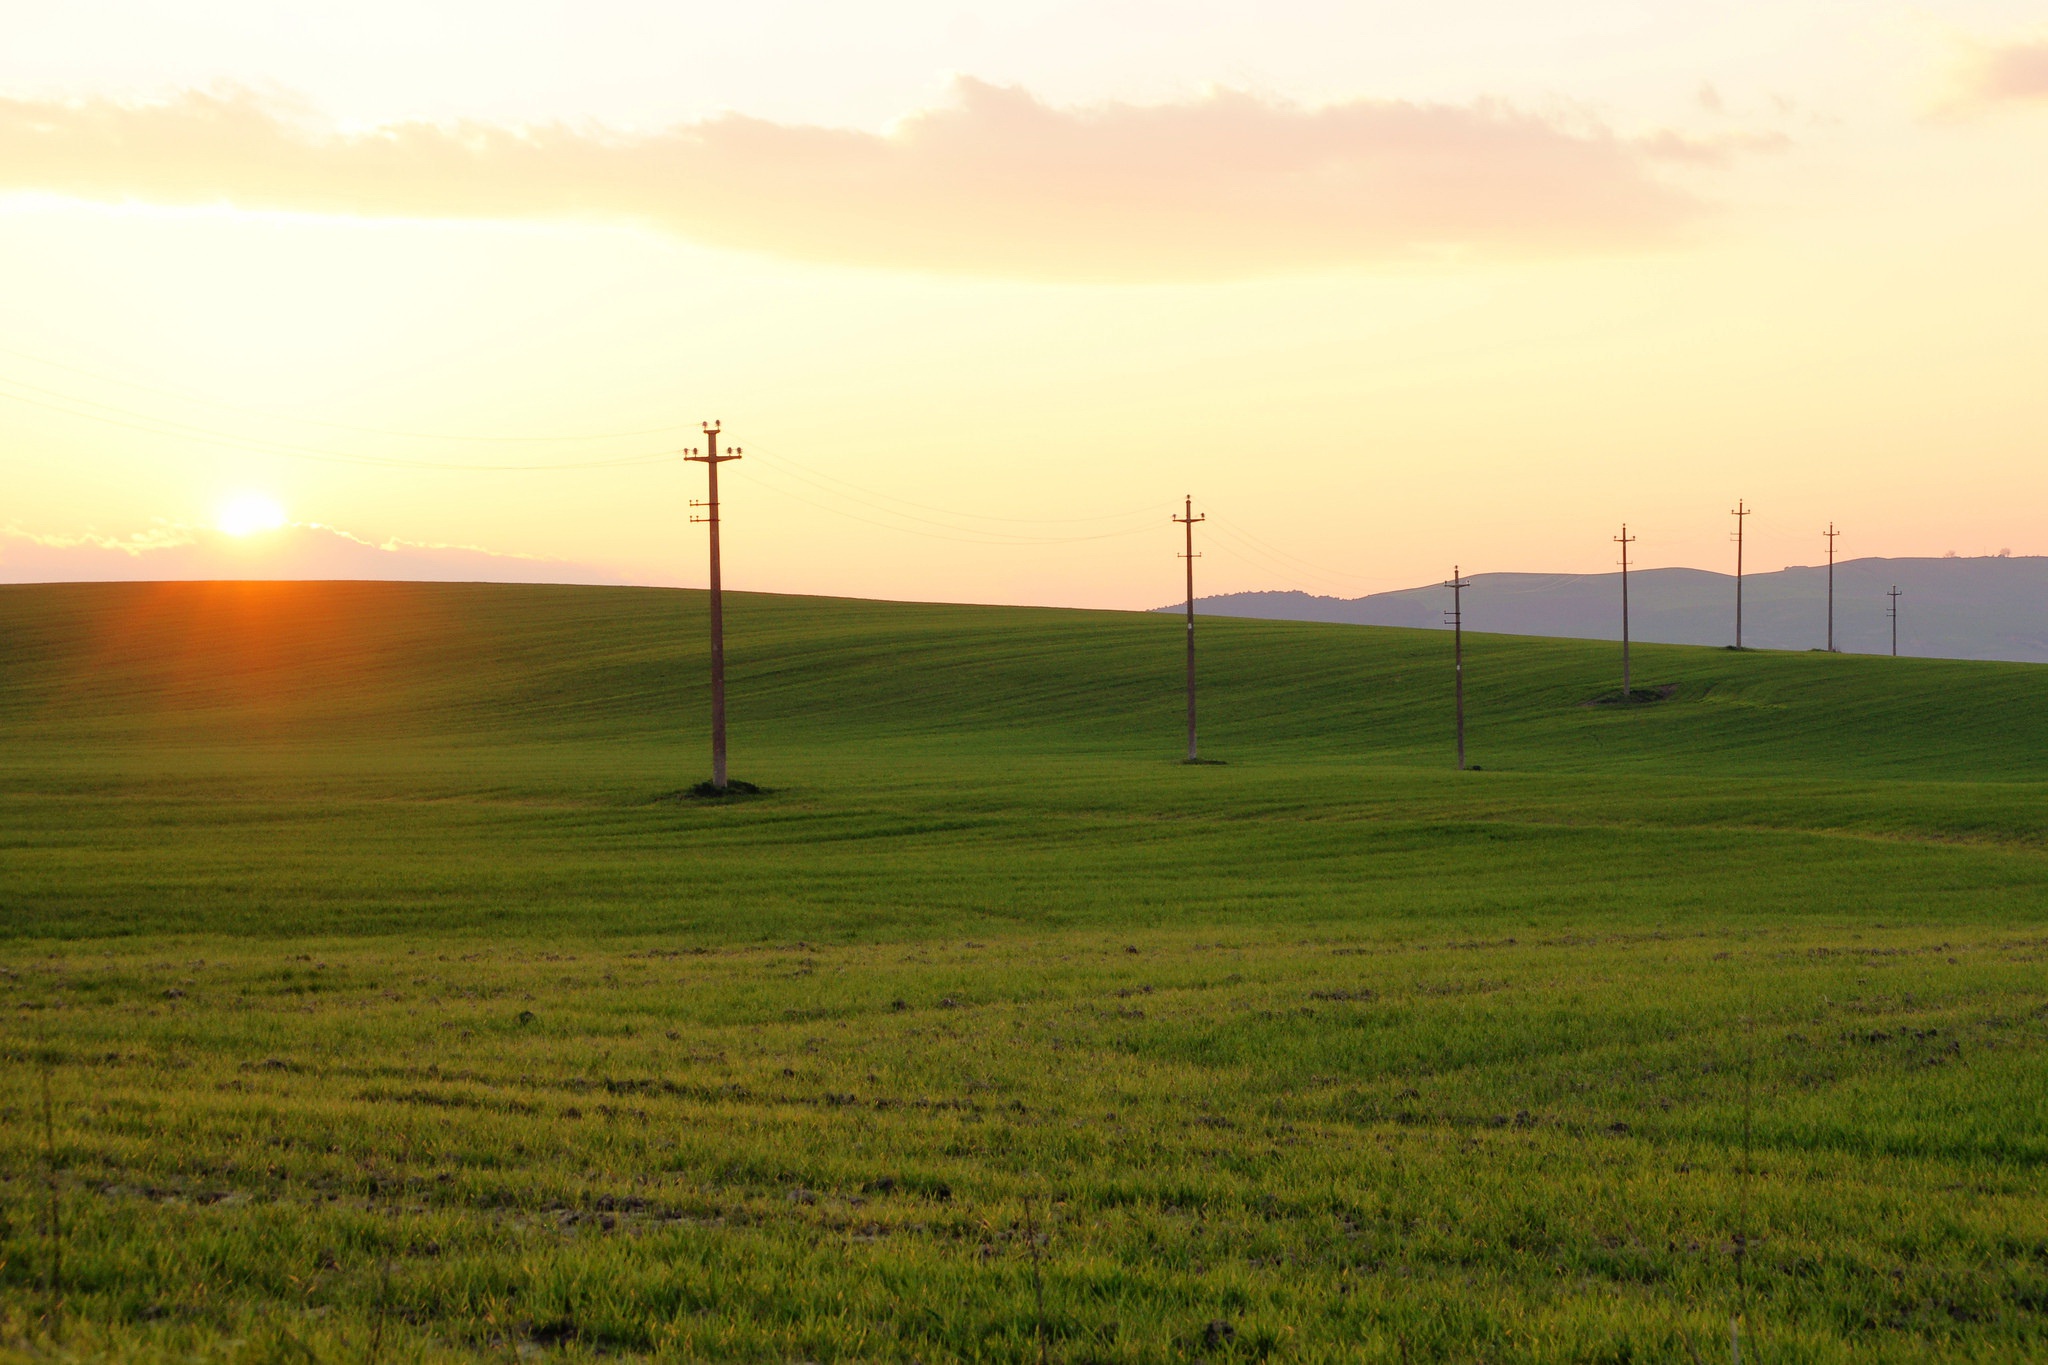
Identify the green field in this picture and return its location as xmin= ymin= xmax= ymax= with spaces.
xmin=2 ymin=580 xmax=2044 ymax=1363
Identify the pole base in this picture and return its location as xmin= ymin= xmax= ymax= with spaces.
xmin=685 ymin=778 xmax=765 ymax=798
xmin=1585 ymin=684 xmax=1676 ymax=707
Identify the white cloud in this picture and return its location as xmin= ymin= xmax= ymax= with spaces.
xmin=0 ymin=79 xmax=1723 ymax=281
xmin=1965 ymin=38 xmax=2048 ymax=106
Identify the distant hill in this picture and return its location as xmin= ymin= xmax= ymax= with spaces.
xmin=1173 ymin=555 xmax=2048 ymax=663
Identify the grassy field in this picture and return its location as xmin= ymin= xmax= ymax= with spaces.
xmin=1 ymin=580 xmax=2043 ymax=1363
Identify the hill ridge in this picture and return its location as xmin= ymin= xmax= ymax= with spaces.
xmin=1172 ymin=554 xmax=2048 ymax=662
xmin=4 ymin=579 xmax=2048 ymax=783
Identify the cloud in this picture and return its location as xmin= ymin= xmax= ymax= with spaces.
xmin=1633 ymin=129 xmax=1792 ymax=165
xmin=1944 ymin=38 xmax=2048 ymax=113
xmin=0 ymin=522 xmax=632 ymax=586
xmin=0 ymin=79 xmax=1714 ymax=281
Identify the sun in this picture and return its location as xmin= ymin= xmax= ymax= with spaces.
xmin=216 ymin=493 xmax=288 ymax=537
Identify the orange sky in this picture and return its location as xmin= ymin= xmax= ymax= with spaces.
xmin=2 ymin=3 xmax=2045 ymax=606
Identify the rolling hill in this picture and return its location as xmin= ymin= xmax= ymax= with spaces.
xmin=6 ymin=577 xmax=2048 ymax=776
xmin=2 ymin=581 xmax=2045 ymax=1361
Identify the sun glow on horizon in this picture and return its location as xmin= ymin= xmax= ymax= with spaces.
xmin=216 ymin=493 xmax=287 ymax=537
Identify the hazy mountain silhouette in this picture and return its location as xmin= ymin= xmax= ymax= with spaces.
xmin=0 ymin=523 xmax=628 ymax=587
xmin=1175 ymin=556 xmax=2048 ymax=663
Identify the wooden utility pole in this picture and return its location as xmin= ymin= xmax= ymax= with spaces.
xmin=1615 ymin=524 xmax=1636 ymax=700
xmin=1173 ymin=495 xmax=1206 ymax=762
xmin=1824 ymin=523 xmax=1840 ymax=652
xmin=686 ymin=422 xmax=742 ymax=790
xmin=1731 ymin=500 xmax=1751 ymax=648
xmin=1887 ymin=585 xmax=1901 ymax=658
xmin=1445 ymin=566 xmax=1471 ymax=769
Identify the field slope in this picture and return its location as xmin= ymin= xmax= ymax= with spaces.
xmin=1 ymin=581 xmax=2044 ymax=1362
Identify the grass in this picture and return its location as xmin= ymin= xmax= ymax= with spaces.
xmin=0 ymin=580 xmax=2044 ymax=1362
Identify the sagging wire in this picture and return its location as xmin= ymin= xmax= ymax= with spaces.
xmin=1187 ymin=507 xmax=1370 ymax=598
xmin=0 ymin=344 xmax=699 ymax=443
xmin=0 ymin=352 xmax=1378 ymax=588
xmin=0 ymin=373 xmax=685 ymax=471
xmin=743 ymin=457 xmax=1161 ymax=548
xmin=1191 ymin=497 xmax=1377 ymax=592
xmin=1198 ymin=535 xmax=1360 ymax=600
xmin=745 ymin=446 xmax=1162 ymax=529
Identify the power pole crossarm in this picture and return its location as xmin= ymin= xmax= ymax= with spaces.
xmin=1173 ymin=496 xmax=1206 ymax=763
xmin=686 ymin=422 xmax=743 ymax=791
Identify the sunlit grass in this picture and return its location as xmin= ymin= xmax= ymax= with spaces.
xmin=1 ymin=582 xmax=2044 ymax=1360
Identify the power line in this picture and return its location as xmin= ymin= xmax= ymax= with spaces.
xmin=1191 ymin=529 xmax=1361 ymax=599
xmin=0 ymin=346 xmax=700 ymax=442
xmin=0 ymin=357 xmax=1383 ymax=583
xmin=1190 ymin=499 xmax=1379 ymax=588
xmin=0 ymin=376 xmax=684 ymax=471
xmin=741 ymin=456 xmax=1156 ymax=542
xmin=745 ymin=447 xmax=1159 ymax=528
xmin=740 ymin=464 xmax=1160 ymax=548
xmin=1180 ymin=505 xmax=1378 ymax=599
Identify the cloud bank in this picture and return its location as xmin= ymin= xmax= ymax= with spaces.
xmin=0 ymin=524 xmax=632 ymax=586
xmin=1957 ymin=39 xmax=2048 ymax=108
xmin=0 ymin=80 xmax=1708 ymax=281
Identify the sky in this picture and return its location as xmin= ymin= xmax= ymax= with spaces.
xmin=2 ymin=1 xmax=2045 ymax=607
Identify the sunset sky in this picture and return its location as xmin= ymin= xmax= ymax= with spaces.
xmin=3 ymin=1 xmax=2045 ymax=606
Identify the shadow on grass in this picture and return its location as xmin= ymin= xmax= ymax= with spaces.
xmin=653 ymin=780 xmax=770 ymax=801
xmin=1583 ymin=684 xmax=1680 ymax=708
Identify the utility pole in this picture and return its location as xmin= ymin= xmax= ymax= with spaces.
xmin=686 ymin=422 xmax=742 ymax=790
xmin=1615 ymin=524 xmax=1636 ymax=700
xmin=1730 ymin=500 xmax=1751 ymax=648
xmin=1445 ymin=566 xmax=1471 ymax=769
xmin=1887 ymin=585 xmax=1901 ymax=658
xmin=1174 ymin=495 xmax=1206 ymax=763
xmin=1824 ymin=523 xmax=1840 ymax=652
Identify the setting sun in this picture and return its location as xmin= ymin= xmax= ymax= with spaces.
xmin=216 ymin=493 xmax=287 ymax=537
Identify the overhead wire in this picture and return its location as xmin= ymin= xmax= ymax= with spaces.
xmin=691 ymin=461 xmax=1229 ymax=575
xmin=1197 ymin=535 xmax=1361 ymax=600
xmin=0 ymin=351 xmax=1380 ymax=582
xmin=0 ymin=344 xmax=700 ymax=443
xmin=1200 ymin=533 xmax=1358 ymax=598
xmin=0 ymin=372 xmax=685 ymax=471
xmin=1190 ymin=496 xmax=1378 ymax=591
xmin=742 ymin=458 xmax=1161 ymax=548
xmin=1190 ymin=517 xmax=1366 ymax=599
xmin=746 ymin=446 xmax=1161 ymax=528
